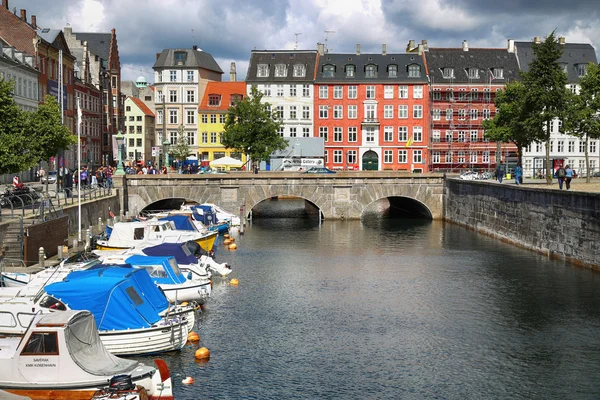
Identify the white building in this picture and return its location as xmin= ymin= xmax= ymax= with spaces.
xmin=0 ymin=39 xmax=38 ymax=112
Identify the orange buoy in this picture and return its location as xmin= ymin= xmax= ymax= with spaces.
xmin=223 ymin=239 xmax=231 ymax=245
xmin=182 ymin=377 xmax=194 ymax=385
xmin=195 ymin=347 xmax=210 ymax=360
xmin=228 ymin=243 xmax=237 ymax=250
xmin=187 ymin=331 xmax=200 ymax=342
xmin=224 ymin=234 xmax=230 ymax=239
xmin=228 ymin=237 xmax=235 ymax=243
xmin=230 ymin=278 xmax=239 ymax=286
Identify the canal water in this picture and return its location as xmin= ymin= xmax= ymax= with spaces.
xmin=137 ymin=199 xmax=600 ymax=399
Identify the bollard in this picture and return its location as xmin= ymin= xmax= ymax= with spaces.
xmin=38 ymin=247 xmax=45 ymax=269
xmin=72 ymin=239 xmax=78 ymax=252
xmin=239 ymin=205 xmax=245 ymax=235
xmin=85 ymin=229 xmax=91 ymax=250
xmin=97 ymin=217 xmax=102 ymax=234
xmin=57 ymin=245 xmax=63 ymax=260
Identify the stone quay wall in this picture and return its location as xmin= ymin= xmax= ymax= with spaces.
xmin=445 ymin=179 xmax=600 ymax=269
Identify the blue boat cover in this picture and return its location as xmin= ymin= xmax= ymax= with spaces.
xmin=141 ymin=243 xmax=199 ymax=265
xmin=159 ymin=215 xmax=197 ymax=231
xmin=125 ymin=255 xmax=187 ymax=285
xmin=191 ymin=205 xmax=217 ymax=225
xmin=44 ymin=266 xmax=169 ymax=330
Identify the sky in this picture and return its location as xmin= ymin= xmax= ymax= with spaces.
xmin=8 ymin=0 xmax=600 ymax=83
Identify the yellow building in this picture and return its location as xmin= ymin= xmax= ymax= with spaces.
xmin=198 ymin=81 xmax=247 ymax=170
xmin=124 ymin=96 xmax=155 ymax=165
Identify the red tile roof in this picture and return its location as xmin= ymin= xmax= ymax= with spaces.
xmin=199 ymin=81 xmax=246 ymax=111
xmin=129 ymin=96 xmax=155 ymax=117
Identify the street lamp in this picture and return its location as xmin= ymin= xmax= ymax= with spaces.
xmin=114 ymin=132 xmax=125 ymax=175
xmin=163 ymin=138 xmax=170 ymax=171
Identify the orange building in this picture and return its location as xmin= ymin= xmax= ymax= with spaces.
xmin=314 ymin=45 xmax=429 ymax=172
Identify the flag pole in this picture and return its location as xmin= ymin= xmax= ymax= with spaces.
xmin=77 ymin=98 xmax=82 ymax=243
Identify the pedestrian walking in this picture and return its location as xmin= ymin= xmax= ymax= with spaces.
xmin=495 ymin=161 xmax=505 ymax=183
xmin=565 ymin=165 xmax=574 ymax=190
xmin=515 ymin=164 xmax=523 ymax=185
xmin=556 ymin=165 xmax=566 ymax=190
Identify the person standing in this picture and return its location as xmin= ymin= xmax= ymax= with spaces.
xmin=556 ymin=165 xmax=566 ymax=190
xmin=515 ymin=164 xmax=523 ymax=185
xmin=565 ymin=165 xmax=574 ymax=190
xmin=495 ymin=161 xmax=505 ymax=183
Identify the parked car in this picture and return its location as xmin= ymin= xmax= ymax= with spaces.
xmin=41 ymin=171 xmax=57 ymax=184
xmin=459 ymin=171 xmax=479 ymax=180
xmin=593 ymin=171 xmax=600 ymax=177
xmin=303 ymin=167 xmax=336 ymax=174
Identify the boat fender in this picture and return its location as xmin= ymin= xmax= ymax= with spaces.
xmin=109 ymin=374 xmax=135 ymax=391
xmin=188 ymin=271 xmax=192 ymax=280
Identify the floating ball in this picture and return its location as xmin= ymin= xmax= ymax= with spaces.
xmin=182 ymin=377 xmax=194 ymax=385
xmin=195 ymin=347 xmax=210 ymax=360
xmin=230 ymin=278 xmax=239 ymax=286
xmin=223 ymin=239 xmax=231 ymax=245
xmin=187 ymin=331 xmax=200 ymax=342
xmin=224 ymin=234 xmax=230 ymax=239
xmin=228 ymin=243 xmax=237 ymax=250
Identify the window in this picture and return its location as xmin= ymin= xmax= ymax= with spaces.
xmin=470 ymin=152 xmax=477 ymax=163
xmin=125 ymin=105 xmax=131 ymax=112
xmin=470 ymin=130 xmax=478 ymax=142
xmin=445 ymin=151 xmax=452 ymax=163
xmin=569 ymin=84 xmax=578 ymax=94
xmin=220 ymin=114 xmax=226 ymax=123
xmin=457 ymin=151 xmax=465 ymax=163
xmin=446 ymin=90 xmax=454 ymax=101
xmin=442 ymin=67 xmax=455 ymax=79
xmin=348 ymin=106 xmax=358 ymax=119
xmin=384 ymin=86 xmax=394 ymax=99
xmin=289 ymin=106 xmax=297 ymax=119
xmin=470 ymin=88 xmax=479 ymax=101
xmin=493 ymin=68 xmax=504 ymax=79
xmin=277 ymin=127 xmax=284 ymax=137
xmin=169 ymin=110 xmax=178 ymax=124
xmin=577 ymin=64 xmax=587 ymax=77
xmin=568 ymin=140 xmax=575 ymax=152
xmin=398 ymin=105 xmax=408 ymax=119
xmin=482 ymin=151 xmax=490 ymax=163
xmin=263 ymin=85 xmax=271 ymax=96
xmin=432 ymin=90 xmax=441 ymax=100
xmin=169 ymin=90 xmax=177 ymax=102
xmin=365 ymin=64 xmax=377 ymax=78
xmin=458 ymin=109 xmax=466 ymax=120
xmin=257 ymin=64 xmax=269 ymax=77
xmin=590 ymin=141 xmax=597 ymax=154
xmin=290 ymin=127 xmax=297 ymax=137
xmin=365 ymin=104 xmax=376 ymax=120
xmin=201 ymin=131 xmax=208 ymax=144
xmin=413 ymin=105 xmax=423 ymax=118
xmin=201 ymin=114 xmax=207 ymax=124
xmin=432 ymin=152 xmax=440 ymax=163
xmin=319 ymin=105 xmax=329 ymax=119
xmin=129 ymin=138 xmax=134 ymax=146
xmin=388 ymin=65 xmax=398 ymax=78
xmin=413 ymin=126 xmax=422 ymax=142
xmin=276 ymin=106 xmax=284 ymax=119
xmin=348 ymin=127 xmax=357 ymax=142
xmin=345 ymin=65 xmax=355 ymax=77
xmin=398 ymin=150 xmax=407 ymax=163
xmin=230 ymin=94 xmax=242 ymax=106
xmin=347 ymin=150 xmax=357 ymax=164
xmin=384 ymin=105 xmax=393 ymax=119
xmin=398 ymin=126 xmax=408 ymax=141
xmin=277 ymin=85 xmax=284 ymax=97
xmin=302 ymin=84 xmax=310 ymax=97
xmin=319 ymin=126 xmax=328 ymax=141
xmin=169 ymin=130 xmax=178 ymax=144
xmin=468 ymin=68 xmax=479 ymax=79
xmin=136 ymin=138 xmax=142 ymax=147
xmin=302 ymin=106 xmax=310 ymax=119
xmin=187 ymin=131 xmax=195 ymax=146
xmin=579 ymin=141 xmax=586 ymax=153
xmin=210 ymin=132 xmax=217 ymax=143
xmin=557 ymin=140 xmax=564 ymax=152
xmin=458 ymin=89 xmax=468 ymax=101
xmin=22 ymin=332 xmax=58 ymax=354
xmin=136 ymin=116 xmax=142 ymax=122
xmin=433 ymin=109 xmax=441 ymax=121
xmin=483 ymin=88 xmax=491 ymax=101
xmin=333 ymin=105 xmax=343 ymax=119
xmin=348 ymin=86 xmax=357 ymax=99
xmin=187 ymin=110 xmax=195 ymax=124
xmin=458 ymin=131 xmax=466 ymax=142
xmin=384 ymin=126 xmax=393 ymax=142
xmin=399 ymin=85 xmax=408 ymax=99
xmin=156 ymin=71 xmax=162 ymax=83
xmin=384 ymin=150 xmax=393 ymax=163
xmin=470 ymin=109 xmax=478 ymax=120
xmin=303 ymin=127 xmax=310 ymax=137
xmin=157 ymin=110 xmax=163 ymax=124
xmin=413 ymin=86 xmax=423 ymax=99
xmin=169 ymin=70 xmax=176 ymax=82
xmin=187 ymin=90 xmax=195 ymax=103
xmin=293 ymin=64 xmax=306 ymax=77
xmin=334 ymin=86 xmax=343 ymax=99
xmin=290 ymin=85 xmax=297 ymax=97
xmin=319 ymin=85 xmax=328 ymax=99
xmin=129 ymin=116 xmax=135 ymax=122
xmin=333 ymin=150 xmax=343 ymax=163
xmin=323 ymin=65 xmax=335 ymax=78
xmin=275 ymin=64 xmax=287 ymax=77
xmin=408 ymin=64 xmax=421 ymax=77
xmin=483 ymin=109 xmax=491 ymax=119
xmin=432 ymin=130 xmax=441 ymax=142
xmin=365 ymin=127 xmax=376 ymax=142
xmin=413 ymin=150 xmax=422 ymax=163
xmin=366 ymin=86 xmax=375 ymax=99
xmin=334 ymin=127 xmax=343 ymax=142
xmin=210 ymin=114 xmax=217 ymax=123
xmin=187 ymin=70 xmax=194 ymax=82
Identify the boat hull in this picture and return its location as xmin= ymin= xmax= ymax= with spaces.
xmin=196 ymin=231 xmax=218 ymax=252
xmin=99 ymin=321 xmax=188 ymax=356
xmin=160 ymin=281 xmax=211 ymax=304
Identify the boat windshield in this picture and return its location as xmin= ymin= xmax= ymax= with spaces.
xmin=167 ymin=257 xmax=182 ymax=276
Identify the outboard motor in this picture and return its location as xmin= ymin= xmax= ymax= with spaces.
xmin=108 ymin=374 xmax=135 ymax=391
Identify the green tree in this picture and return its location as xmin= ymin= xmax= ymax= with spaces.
xmin=483 ymin=82 xmax=535 ymax=168
xmin=170 ymin=125 xmax=190 ymax=165
xmin=222 ymin=86 xmax=286 ymax=168
xmin=0 ymin=79 xmax=34 ymax=174
xmin=522 ymin=31 xmax=569 ymax=184
xmin=564 ymin=62 xmax=600 ymax=182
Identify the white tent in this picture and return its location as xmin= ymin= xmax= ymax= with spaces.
xmin=209 ymin=156 xmax=243 ymax=168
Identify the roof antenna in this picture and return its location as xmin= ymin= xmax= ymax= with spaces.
xmin=294 ymin=33 xmax=302 ymax=50
xmin=324 ymin=30 xmax=335 ymax=53
xmin=191 ymin=29 xmax=195 ymax=47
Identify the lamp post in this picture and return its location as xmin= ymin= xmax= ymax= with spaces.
xmin=114 ymin=132 xmax=125 ymax=175
xmin=163 ymin=138 xmax=170 ymax=171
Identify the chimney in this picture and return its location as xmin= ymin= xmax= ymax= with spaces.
xmin=534 ymin=36 xmax=541 ymax=44
xmin=382 ymin=44 xmax=386 ymax=56
xmin=507 ymin=39 xmax=515 ymax=53
xmin=19 ymin=8 xmax=26 ymax=22
xmin=421 ymin=39 xmax=428 ymax=51
xmin=2 ymin=0 xmax=7 ymax=10
xmin=462 ymin=40 xmax=469 ymax=51
xmin=417 ymin=44 xmax=423 ymax=56
xmin=230 ymin=62 xmax=237 ymax=82
xmin=407 ymin=39 xmax=415 ymax=52
xmin=156 ymin=52 xmax=161 ymax=61
xmin=317 ymin=42 xmax=325 ymax=56
xmin=356 ymin=44 xmax=360 ymax=55
xmin=31 ymin=15 xmax=36 ymax=29
xmin=192 ymin=45 xmax=198 ymax=51
xmin=559 ymin=36 xmax=566 ymax=45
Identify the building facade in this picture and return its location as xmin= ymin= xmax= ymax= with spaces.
xmin=0 ymin=39 xmax=38 ymax=112
xmin=124 ymin=96 xmax=155 ymax=165
xmin=153 ymin=46 xmax=223 ymax=158
xmin=315 ymin=44 xmax=429 ymax=171
xmin=517 ymin=38 xmax=599 ymax=176
xmin=421 ymin=40 xmax=520 ymax=172
xmin=198 ymin=80 xmax=247 ymax=168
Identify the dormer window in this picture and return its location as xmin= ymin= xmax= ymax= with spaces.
xmin=442 ymin=67 xmax=455 ymax=79
xmin=174 ymin=51 xmax=187 ymax=65
xmin=388 ymin=65 xmax=398 ymax=78
xmin=345 ymin=65 xmax=355 ymax=77
xmin=257 ymin=64 xmax=269 ymax=77
xmin=577 ymin=64 xmax=587 ymax=77
xmin=230 ymin=94 xmax=243 ymax=106
xmin=322 ymin=64 xmax=335 ymax=78
xmin=293 ymin=64 xmax=306 ymax=77
xmin=468 ymin=68 xmax=479 ymax=79
xmin=208 ymin=94 xmax=221 ymax=106
xmin=275 ymin=64 xmax=287 ymax=77
xmin=365 ymin=64 xmax=377 ymax=78
xmin=493 ymin=68 xmax=504 ymax=79
xmin=408 ymin=64 xmax=421 ymax=78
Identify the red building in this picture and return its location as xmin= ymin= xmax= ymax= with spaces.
xmin=314 ymin=44 xmax=429 ymax=171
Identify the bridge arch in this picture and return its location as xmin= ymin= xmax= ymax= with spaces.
xmin=361 ymin=196 xmax=433 ymax=219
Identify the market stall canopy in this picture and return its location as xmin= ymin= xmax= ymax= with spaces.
xmin=209 ymin=156 xmax=243 ymax=167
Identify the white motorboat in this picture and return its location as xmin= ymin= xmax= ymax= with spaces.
xmin=0 ymin=310 xmax=173 ymax=400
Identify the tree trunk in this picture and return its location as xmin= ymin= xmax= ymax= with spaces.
xmin=585 ymin=134 xmax=590 ymax=183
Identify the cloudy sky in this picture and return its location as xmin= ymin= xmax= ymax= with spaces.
xmin=9 ymin=0 xmax=600 ymax=82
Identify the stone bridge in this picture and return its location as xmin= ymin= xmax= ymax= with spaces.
xmin=116 ymin=172 xmax=446 ymax=220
